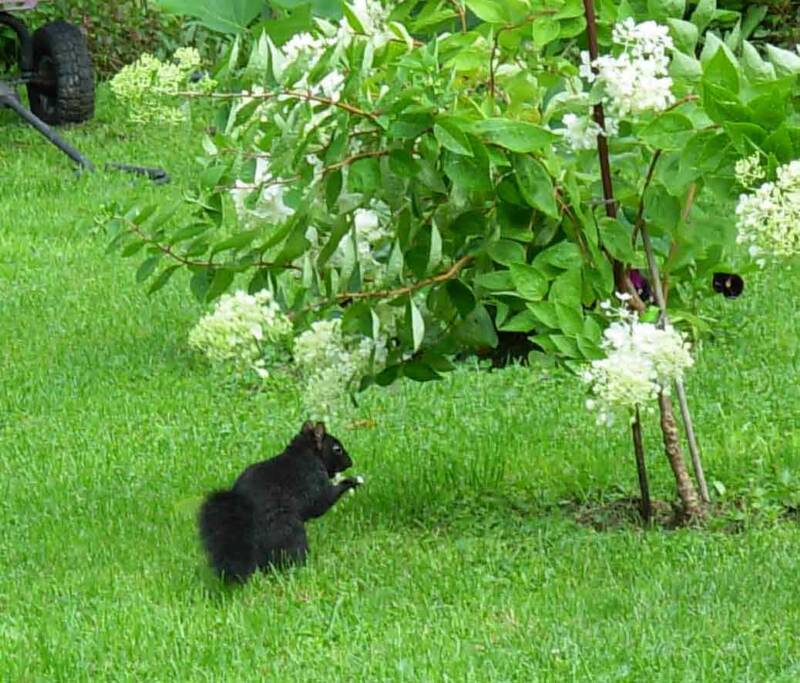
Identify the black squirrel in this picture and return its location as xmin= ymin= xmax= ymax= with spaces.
xmin=198 ymin=420 xmax=363 ymax=583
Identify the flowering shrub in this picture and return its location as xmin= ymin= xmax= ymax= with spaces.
xmin=566 ymin=18 xmax=675 ymax=147
xmin=189 ymin=290 xmax=382 ymax=417
xmin=107 ymin=0 xmax=800 ymax=514
xmin=188 ymin=289 xmax=292 ymax=378
xmin=736 ymin=159 xmax=800 ymax=262
xmin=583 ymin=297 xmax=694 ymax=427
xmin=294 ymin=318 xmax=387 ymax=420
xmin=110 ymin=47 xmax=215 ymax=123
xmin=109 ymin=0 xmax=799 ymax=405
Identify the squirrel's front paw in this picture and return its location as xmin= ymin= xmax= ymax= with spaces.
xmin=345 ymin=475 xmax=365 ymax=495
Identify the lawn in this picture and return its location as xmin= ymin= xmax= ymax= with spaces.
xmin=1 ymin=89 xmax=800 ymax=681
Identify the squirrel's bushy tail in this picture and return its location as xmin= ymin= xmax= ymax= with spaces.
xmin=198 ymin=489 xmax=256 ymax=583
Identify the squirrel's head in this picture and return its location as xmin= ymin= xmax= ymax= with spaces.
xmin=300 ymin=420 xmax=353 ymax=476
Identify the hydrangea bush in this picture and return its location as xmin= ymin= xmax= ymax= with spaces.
xmin=111 ymin=47 xmax=216 ymax=123
xmin=735 ymin=159 xmax=800 ymax=261
xmin=583 ymin=295 xmax=694 ymax=427
xmin=107 ymin=0 xmax=800 ymax=517
xmin=188 ymin=288 xmax=292 ymax=378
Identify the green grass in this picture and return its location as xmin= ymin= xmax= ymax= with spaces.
xmin=2 ymin=89 xmax=800 ymax=681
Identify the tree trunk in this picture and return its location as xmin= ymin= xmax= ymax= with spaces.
xmin=631 ymin=407 xmax=652 ymax=523
xmin=658 ymin=393 xmax=703 ymax=520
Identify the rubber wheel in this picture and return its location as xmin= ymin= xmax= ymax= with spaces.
xmin=26 ymin=21 xmax=94 ymax=125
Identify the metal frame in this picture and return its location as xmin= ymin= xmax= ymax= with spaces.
xmin=1 ymin=4 xmax=168 ymax=181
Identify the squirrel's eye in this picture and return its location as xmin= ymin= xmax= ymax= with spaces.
xmin=332 ymin=444 xmax=342 ymax=454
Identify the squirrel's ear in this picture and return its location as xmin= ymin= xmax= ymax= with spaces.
xmin=313 ymin=422 xmax=326 ymax=447
xmin=301 ymin=420 xmax=315 ymax=435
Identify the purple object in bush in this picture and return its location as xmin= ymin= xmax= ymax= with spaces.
xmin=628 ymin=268 xmax=652 ymax=302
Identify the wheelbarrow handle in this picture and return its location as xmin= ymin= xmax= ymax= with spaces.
xmin=0 ymin=83 xmax=94 ymax=171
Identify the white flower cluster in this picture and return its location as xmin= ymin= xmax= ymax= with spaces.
xmin=294 ymin=318 xmax=387 ymax=421
xmin=563 ymin=19 xmax=674 ymax=151
xmin=583 ymin=298 xmax=694 ymax=426
xmin=735 ymin=159 xmax=800 ymax=260
xmin=189 ymin=289 xmax=292 ymax=378
xmin=333 ymin=201 xmax=393 ymax=279
xmin=230 ymin=157 xmax=295 ymax=227
xmin=561 ymin=112 xmax=603 ymax=151
xmin=278 ymin=0 xmax=391 ymax=102
xmin=734 ymin=153 xmax=766 ymax=188
xmin=111 ymin=47 xmax=214 ymax=124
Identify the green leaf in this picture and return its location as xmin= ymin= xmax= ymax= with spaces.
xmin=765 ymin=44 xmax=800 ymax=76
xmin=387 ymin=239 xmax=404 ymax=281
xmin=509 ymin=263 xmax=548 ymax=301
xmin=764 ymin=124 xmax=794 ymax=163
xmin=741 ymin=41 xmax=776 ymax=83
xmin=155 ymin=0 xmax=263 ymax=33
xmin=639 ymin=112 xmax=694 ymax=150
xmin=549 ymin=334 xmax=581 ymax=358
xmin=703 ymin=44 xmax=740 ymax=93
xmin=576 ymin=335 xmax=604 ymax=360
xmin=136 ymin=256 xmax=160 ymax=283
xmin=532 ymin=17 xmax=560 ymax=46
xmin=533 ymin=241 xmax=581 ymax=270
xmin=465 ymin=0 xmax=527 ymax=23
xmin=513 ymin=155 xmax=559 ymax=218
xmin=669 ymin=51 xmax=702 ymax=84
xmin=647 ymin=0 xmax=685 ymax=21
xmin=147 ymin=265 xmax=181 ymax=295
xmin=348 ymin=158 xmax=381 ymax=193
xmin=443 ymin=145 xmax=492 ymax=193
xmin=723 ymin=122 xmax=767 ymax=154
xmin=168 ymin=223 xmax=210 ymax=246
xmin=472 ymin=119 xmax=559 ymax=153
xmin=703 ymin=83 xmax=751 ymax=124
xmin=126 ymin=203 xmax=158 ymax=226
xmin=245 ymin=30 xmax=270 ymax=79
xmin=582 ymin=316 xmax=603 ymax=343
xmin=326 ymin=170 xmax=343 ymax=212
xmin=402 ymin=360 xmax=442 ymax=382
xmin=598 ymin=217 xmax=636 ymax=262
xmin=275 ymin=224 xmax=310 ymax=264
xmin=476 ymin=270 xmax=514 ymax=291
xmin=525 ymin=301 xmax=558 ymax=328
xmin=741 ymin=4 xmax=768 ymax=41
xmin=690 ymin=0 xmax=716 ymax=32
xmin=557 ymin=16 xmax=586 ymax=38
xmin=555 ymin=302 xmax=583 ymax=335
xmin=666 ymin=19 xmax=698 ymax=53
xmin=408 ymin=298 xmax=425 ymax=352
xmin=210 ymin=229 xmax=259 ymax=257
xmin=554 ymin=0 xmax=585 ymax=19
xmin=488 ymin=240 xmax=526 ymax=265
xmin=445 ymin=280 xmax=476 ymax=317
xmin=388 ymin=150 xmax=419 ymax=178
xmin=342 ymin=301 xmax=375 ymax=338
xmin=190 ymin=268 xmax=214 ymax=302
xmin=453 ymin=304 xmax=498 ymax=349
xmin=427 ymin=223 xmax=442 ymax=273
xmin=434 ymin=117 xmax=474 ymax=156
xmin=499 ymin=309 xmax=539 ymax=333
xmin=548 ymin=268 xmax=582 ymax=308
xmin=410 ymin=8 xmax=457 ymax=31
xmin=205 ymin=268 xmax=235 ymax=302
xmin=121 ymin=240 xmax=146 ymax=258
xmin=643 ymin=185 xmax=681 ymax=233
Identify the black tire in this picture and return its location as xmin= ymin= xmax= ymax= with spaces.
xmin=26 ymin=21 xmax=94 ymax=125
